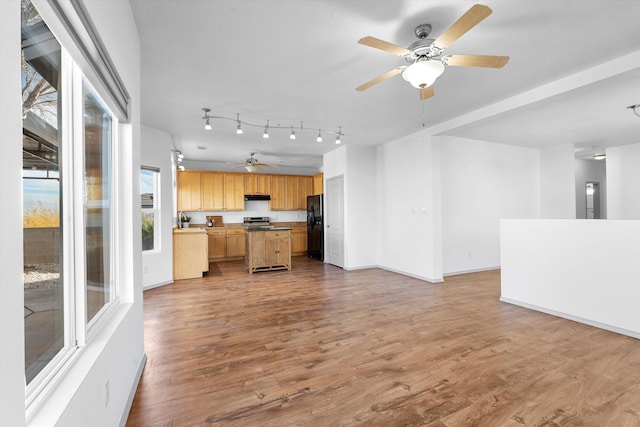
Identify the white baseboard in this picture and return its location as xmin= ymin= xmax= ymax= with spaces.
xmin=143 ymin=280 xmax=173 ymax=291
xmin=500 ymin=297 xmax=640 ymax=340
xmin=444 ymin=266 xmax=500 ymax=277
xmin=119 ymin=352 xmax=147 ymax=427
xmin=377 ymin=265 xmax=444 ymax=283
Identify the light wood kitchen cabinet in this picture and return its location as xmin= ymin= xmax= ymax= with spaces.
xmin=285 ymin=176 xmax=300 ymax=210
xmin=245 ymin=229 xmax=291 ymax=273
xmin=291 ymin=225 xmax=307 ymax=256
xmin=177 ymin=171 xmax=202 ymax=211
xmin=173 ymin=228 xmax=208 ymax=280
xmin=269 ymin=175 xmax=287 ymax=210
xmin=201 ymin=172 xmax=224 ymax=211
xmin=299 ymin=176 xmax=314 ymax=209
xmin=223 ymin=174 xmax=245 ymax=211
xmin=207 ymin=228 xmax=245 ymax=261
xmin=244 ymin=174 xmax=271 ymax=195
xmin=313 ymin=173 xmax=323 ymax=195
xmin=200 ymin=172 xmax=244 ymax=211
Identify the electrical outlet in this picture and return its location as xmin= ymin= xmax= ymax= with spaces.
xmin=105 ymin=379 xmax=110 ymax=407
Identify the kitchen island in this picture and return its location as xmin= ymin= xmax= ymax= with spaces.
xmin=245 ymin=227 xmax=292 ymax=274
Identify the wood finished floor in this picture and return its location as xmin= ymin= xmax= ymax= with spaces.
xmin=126 ymin=257 xmax=640 ymax=427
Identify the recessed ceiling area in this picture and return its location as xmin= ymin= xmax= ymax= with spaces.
xmin=130 ymin=0 xmax=640 ymax=170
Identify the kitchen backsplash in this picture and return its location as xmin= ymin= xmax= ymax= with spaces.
xmin=183 ymin=200 xmax=307 ymax=225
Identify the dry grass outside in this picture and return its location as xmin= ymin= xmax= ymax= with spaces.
xmin=23 ymin=203 xmax=59 ymax=228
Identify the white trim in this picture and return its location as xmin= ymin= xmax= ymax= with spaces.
xmin=118 ymin=353 xmax=147 ymax=427
xmin=377 ymin=265 xmax=445 ymax=284
xmin=143 ymin=280 xmax=174 ymax=291
xmin=500 ymin=297 xmax=640 ymax=340
xmin=443 ymin=266 xmax=500 ymax=277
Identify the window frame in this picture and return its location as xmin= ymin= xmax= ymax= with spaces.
xmin=24 ymin=26 xmax=120 ymax=410
xmin=141 ymin=166 xmax=161 ymax=253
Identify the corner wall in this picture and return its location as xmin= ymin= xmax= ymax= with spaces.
xmin=141 ymin=125 xmax=174 ymax=289
xmin=437 ymin=136 xmax=539 ymax=275
xmin=376 ymin=132 xmax=441 ymax=282
xmin=606 ymin=143 xmax=640 ymax=219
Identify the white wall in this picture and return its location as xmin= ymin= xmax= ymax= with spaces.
xmin=574 ymin=159 xmax=607 ymax=219
xmin=0 ymin=1 xmax=145 ymax=426
xmin=376 ymin=132 xmax=442 ymax=282
xmin=0 ymin=1 xmax=26 ymax=425
xmin=437 ymin=136 xmax=539 ymax=275
xmin=141 ymin=125 xmax=175 ymax=289
xmin=540 ymin=144 xmax=576 ymax=219
xmin=345 ymin=145 xmax=377 ymax=269
xmin=606 ymin=143 xmax=640 ymax=219
xmin=501 ymin=219 xmax=640 ymax=338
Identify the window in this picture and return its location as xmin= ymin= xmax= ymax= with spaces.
xmin=141 ymin=167 xmax=161 ymax=252
xmin=22 ymin=0 xmax=118 ymax=398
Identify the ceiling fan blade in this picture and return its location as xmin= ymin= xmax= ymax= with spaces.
xmin=356 ymin=66 xmax=406 ymax=92
xmin=419 ymin=86 xmax=435 ymax=100
xmin=433 ymin=4 xmax=493 ymax=50
xmin=358 ymin=36 xmax=412 ymax=57
xmin=256 ymin=162 xmax=279 ymax=168
xmin=444 ymin=54 xmax=509 ymax=68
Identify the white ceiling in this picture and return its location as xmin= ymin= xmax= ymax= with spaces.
xmin=130 ymin=0 xmax=640 ymax=171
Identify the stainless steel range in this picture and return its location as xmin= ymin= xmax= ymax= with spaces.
xmin=243 ymin=216 xmax=273 ymax=229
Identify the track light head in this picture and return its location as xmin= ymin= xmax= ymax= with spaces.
xmin=204 ymin=118 xmax=212 ymax=130
xmin=316 ymin=129 xmax=322 ymax=142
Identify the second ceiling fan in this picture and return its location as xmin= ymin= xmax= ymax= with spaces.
xmin=356 ymin=4 xmax=509 ymax=100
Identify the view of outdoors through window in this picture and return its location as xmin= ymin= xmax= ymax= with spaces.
xmin=83 ymin=82 xmax=114 ymax=323
xmin=21 ymin=0 xmax=64 ymax=384
xmin=22 ymin=0 xmax=117 ymax=386
xmin=141 ymin=168 xmax=159 ymax=251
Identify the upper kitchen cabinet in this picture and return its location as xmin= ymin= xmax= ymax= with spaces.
xmin=285 ymin=176 xmax=300 ymax=211
xmin=201 ymin=172 xmax=224 ymax=211
xmin=177 ymin=171 xmax=202 ymax=211
xmin=245 ymin=174 xmax=271 ymax=195
xmin=313 ymin=173 xmax=323 ymax=195
xmin=269 ymin=175 xmax=287 ymax=210
xmin=299 ymin=176 xmax=314 ymax=209
xmin=223 ymin=174 xmax=245 ymax=211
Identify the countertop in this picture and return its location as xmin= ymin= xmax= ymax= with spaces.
xmin=190 ymin=222 xmax=306 ymax=229
xmin=245 ymin=227 xmax=292 ymax=232
xmin=173 ymin=227 xmax=207 ymax=234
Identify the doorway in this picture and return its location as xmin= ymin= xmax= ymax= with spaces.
xmin=586 ymin=182 xmax=601 ymax=219
xmin=325 ymin=175 xmax=344 ymax=268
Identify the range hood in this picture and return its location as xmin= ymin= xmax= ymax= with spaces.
xmin=244 ymin=194 xmax=271 ymax=201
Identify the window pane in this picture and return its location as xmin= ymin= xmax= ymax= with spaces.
xmin=140 ymin=168 xmax=159 ymax=252
xmin=21 ymin=0 xmax=64 ymax=384
xmin=84 ymin=81 xmax=113 ymax=322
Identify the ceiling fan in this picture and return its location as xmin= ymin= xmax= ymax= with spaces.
xmin=356 ymin=4 xmax=509 ymax=100
xmin=227 ymin=152 xmax=279 ymax=172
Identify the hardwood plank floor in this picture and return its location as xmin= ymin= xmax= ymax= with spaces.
xmin=126 ymin=258 xmax=640 ymax=426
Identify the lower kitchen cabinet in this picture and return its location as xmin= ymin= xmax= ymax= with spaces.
xmin=291 ymin=225 xmax=307 ymax=256
xmin=207 ymin=228 xmax=245 ymax=261
xmin=173 ymin=228 xmax=209 ymax=280
xmin=245 ymin=229 xmax=291 ymax=274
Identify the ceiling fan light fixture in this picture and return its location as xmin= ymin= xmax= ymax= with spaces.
xmin=245 ymin=165 xmax=256 ymax=172
xmin=402 ymin=59 xmax=445 ymax=89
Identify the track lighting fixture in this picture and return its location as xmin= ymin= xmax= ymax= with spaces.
xmin=236 ymin=113 xmax=243 ymax=134
xmin=202 ymin=107 xmax=212 ymax=130
xmin=199 ymin=108 xmax=344 ymax=143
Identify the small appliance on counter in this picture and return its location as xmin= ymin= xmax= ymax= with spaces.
xmin=205 ymin=215 xmax=223 ymax=227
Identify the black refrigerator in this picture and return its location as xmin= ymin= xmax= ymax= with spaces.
xmin=307 ymin=194 xmax=323 ymax=260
